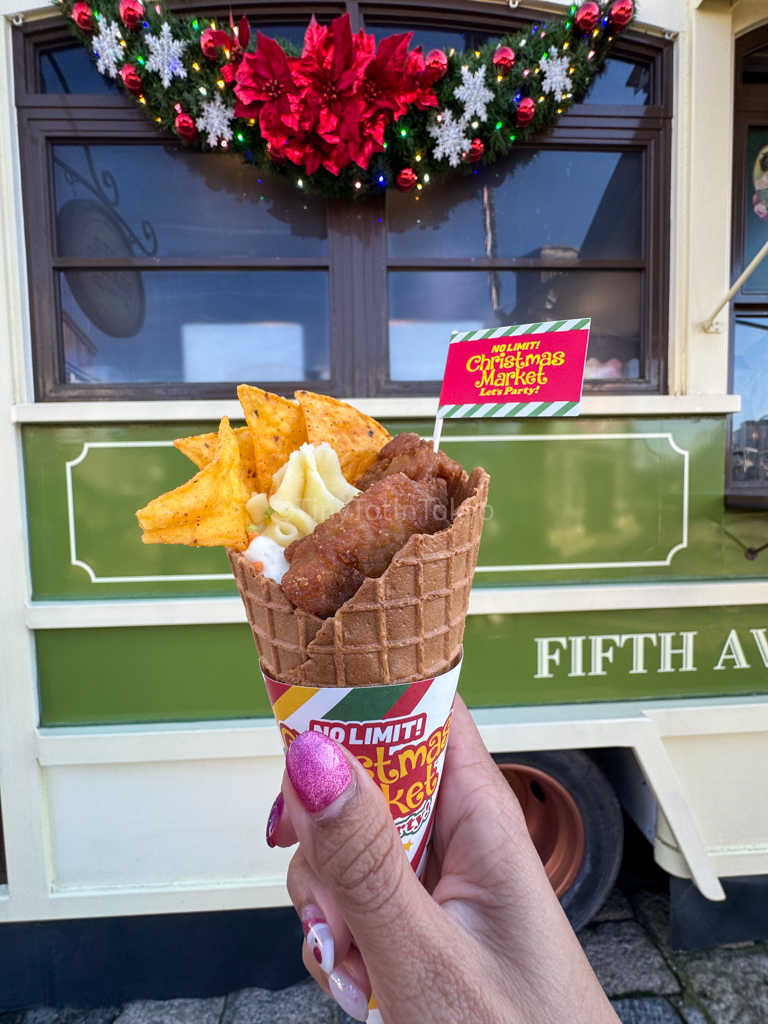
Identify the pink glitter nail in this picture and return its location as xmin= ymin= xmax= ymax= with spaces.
xmin=265 ymin=792 xmax=284 ymax=847
xmin=286 ymin=731 xmax=352 ymax=814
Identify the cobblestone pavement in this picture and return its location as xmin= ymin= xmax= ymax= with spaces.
xmin=1 ymin=885 xmax=767 ymax=1024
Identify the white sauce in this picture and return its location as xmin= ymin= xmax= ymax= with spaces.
xmin=243 ymin=534 xmax=290 ymax=584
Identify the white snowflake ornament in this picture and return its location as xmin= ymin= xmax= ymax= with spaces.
xmin=428 ymin=109 xmax=471 ymax=168
xmin=145 ymin=22 xmax=187 ymax=89
xmin=196 ymin=93 xmax=234 ymax=147
xmin=541 ymin=46 xmax=572 ymax=103
xmin=453 ymin=65 xmax=495 ymax=122
xmin=92 ymin=20 xmax=125 ymax=79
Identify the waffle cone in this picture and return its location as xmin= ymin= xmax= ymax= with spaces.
xmin=229 ymin=466 xmax=489 ymax=687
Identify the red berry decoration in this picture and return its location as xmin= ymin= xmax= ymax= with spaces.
xmin=119 ymin=63 xmax=143 ymax=94
xmin=493 ymin=46 xmax=515 ymax=75
xmin=71 ymin=2 xmax=94 ymax=33
xmin=464 ymin=138 xmax=485 ymax=163
xmin=200 ymin=28 xmax=219 ymax=60
xmin=608 ymin=0 xmax=633 ymax=28
xmin=515 ymin=97 xmax=536 ymax=127
xmin=425 ymin=49 xmax=448 ymax=80
xmin=396 ymin=168 xmax=418 ymax=193
xmin=118 ymin=0 xmax=143 ymax=29
xmin=175 ymin=113 xmax=198 ymax=141
xmin=574 ymin=2 xmax=600 ymax=33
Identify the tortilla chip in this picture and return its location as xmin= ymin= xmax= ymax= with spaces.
xmin=237 ymin=385 xmax=306 ymax=492
xmin=136 ymin=417 xmax=250 ymax=550
xmin=174 ymin=426 xmax=259 ymax=494
xmin=295 ymin=391 xmax=391 ymax=484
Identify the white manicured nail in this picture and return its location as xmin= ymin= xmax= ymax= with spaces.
xmin=301 ymin=905 xmax=334 ymax=975
xmin=328 ymin=967 xmax=369 ymax=1021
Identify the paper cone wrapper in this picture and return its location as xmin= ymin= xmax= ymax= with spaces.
xmin=264 ymin=655 xmax=462 ymax=881
xmin=230 ymin=467 xmax=488 ymax=688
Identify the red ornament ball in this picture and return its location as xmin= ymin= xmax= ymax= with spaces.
xmin=493 ymin=46 xmax=515 ymax=74
xmin=71 ymin=2 xmax=94 ymax=33
xmin=200 ymin=28 xmax=220 ymax=60
xmin=515 ymin=97 xmax=536 ymax=127
xmin=175 ymin=113 xmax=198 ymax=141
xmin=118 ymin=0 xmax=143 ymax=29
xmin=396 ymin=168 xmax=418 ymax=193
xmin=574 ymin=2 xmax=600 ymax=33
xmin=425 ymin=49 xmax=448 ymax=80
xmin=119 ymin=63 xmax=143 ymax=94
xmin=465 ymin=138 xmax=485 ymax=163
xmin=608 ymin=0 xmax=633 ymax=28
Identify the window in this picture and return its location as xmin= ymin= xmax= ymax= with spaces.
xmin=14 ymin=4 xmax=671 ymax=401
xmin=728 ymin=26 xmax=768 ymax=505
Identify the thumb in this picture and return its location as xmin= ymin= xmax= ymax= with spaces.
xmin=283 ymin=730 xmax=430 ymax=962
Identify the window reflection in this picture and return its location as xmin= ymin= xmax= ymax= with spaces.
xmin=60 ymin=270 xmax=330 ymax=384
xmin=40 ymin=45 xmax=120 ymax=95
xmin=580 ymin=58 xmax=650 ymax=105
xmin=388 ymin=270 xmax=641 ymax=380
xmin=366 ymin=22 xmax=497 ymax=53
xmin=731 ymin=314 xmax=768 ymax=484
xmin=388 ymin=151 xmax=642 ymax=259
xmin=54 ymin=145 xmax=327 ymax=259
xmin=745 ymin=129 xmax=768 ymax=293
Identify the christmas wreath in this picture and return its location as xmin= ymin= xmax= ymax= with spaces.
xmin=57 ymin=0 xmax=636 ymax=197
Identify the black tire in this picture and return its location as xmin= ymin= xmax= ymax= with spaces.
xmin=492 ymin=749 xmax=624 ymax=932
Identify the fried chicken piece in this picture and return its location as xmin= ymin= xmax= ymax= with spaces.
xmin=356 ymin=432 xmax=465 ymax=501
xmin=282 ymin=472 xmax=450 ymax=618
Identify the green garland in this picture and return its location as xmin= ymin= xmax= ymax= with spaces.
xmin=55 ymin=0 xmax=637 ymax=198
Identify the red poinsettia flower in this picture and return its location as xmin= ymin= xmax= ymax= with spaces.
xmin=239 ymin=13 xmax=441 ymax=176
xmin=406 ymin=47 xmax=441 ymax=110
xmin=361 ymin=31 xmax=417 ymax=120
xmin=234 ymin=31 xmax=300 ymax=127
xmin=219 ymin=13 xmax=252 ymax=83
xmin=293 ymin=15 xmax=373 ymax=140
xmin=284 ymin=86 xmax=351 ymax=176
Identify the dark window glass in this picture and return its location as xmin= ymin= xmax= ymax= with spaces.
xmin=388 ymin=150 xmax=642 ymax=259
xmin=247 ymin=23 xmax=316 ymax=50
xmin=743 ymin=45 xmax=768 ymax=85
xmin=580 ymin=57 xmax=650 ymax=105
xmin=365 ymin=22 xmax=497 ymax=53
xmin=388 ymin=270 xmax=641 ymax=381
xmin=731 ymin=314 xmax=768 ymax=484
xmin=40 ymin=45 xmax=120 ymax=95
xmin=744 ymin=127 xmax=768 ymax=293
xmin=60 ymin=269 xmax=330 ymax=384
xmin=53 ymin=145 xmax=328 ymax=259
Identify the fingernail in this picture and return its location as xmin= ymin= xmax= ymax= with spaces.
xmin=265 ymin=792 xmax=283 ymax=848
xmin=328 ymin=967 xmax=369 ymax=1021
xmin=286 ymin=731 xmax=353 ymax=815
xmin=301 ymin=904 xmax=334 ymax=974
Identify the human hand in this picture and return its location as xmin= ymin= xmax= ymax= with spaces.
xmin=267 ymin=696 xmax=619 ymax=1024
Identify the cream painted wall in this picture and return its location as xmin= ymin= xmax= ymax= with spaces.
xmin=734 ymin=0 xmax=768 ymax=39
xmin=679 ymin=5 xmax=735 ymax=394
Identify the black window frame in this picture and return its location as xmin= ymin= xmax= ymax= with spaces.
xmin=14 ymin=2 xmax=672 ymax=402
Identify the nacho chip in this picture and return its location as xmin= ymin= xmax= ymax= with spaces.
xmin=174 ymin=426 xmax=259 ymax=493
xmin=237 ymin=385 xmax=307 ymax=492
xmin=296 ymin=391 xmax=391 ymax=484
xmin=136 ymin=417 xmax=250 ymax=550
